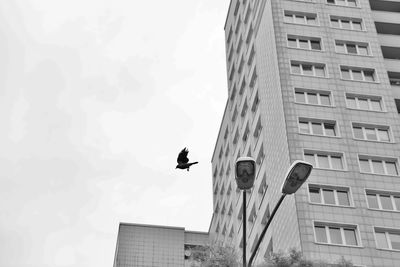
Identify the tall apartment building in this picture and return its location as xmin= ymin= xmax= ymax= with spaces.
xmin=113 ymin=223 xmax=208 ymax=267
xmin=210 ymin=0 xmax=400 ymax=266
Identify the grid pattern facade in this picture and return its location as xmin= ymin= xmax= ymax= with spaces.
xmin=210 ymin=0 xmax=400 ymax=266
xmin=113 ymin=223 xmax=208 ymax=267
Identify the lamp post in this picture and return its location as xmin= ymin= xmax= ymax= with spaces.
xmin=235 ymin=157 xmax=256 ymax=267
xmin=248 ymin=160 xmax=313 ymax=267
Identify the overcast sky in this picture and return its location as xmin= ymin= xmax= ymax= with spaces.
xmin=0 ymin=1 xmax=228 ymax=266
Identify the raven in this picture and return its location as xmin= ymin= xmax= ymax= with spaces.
xmin=176 ymin=147 xmax=198 ymax=171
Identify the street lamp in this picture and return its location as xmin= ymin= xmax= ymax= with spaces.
xmin=235 ymin=157 xmax=256 ymax=267
xmin=248 ymin=160 xmax=313 ymax=267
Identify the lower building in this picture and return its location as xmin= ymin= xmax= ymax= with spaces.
xmin=113 ymin=222 xmax=209 ymax=267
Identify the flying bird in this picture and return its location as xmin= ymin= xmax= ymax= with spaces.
xmin=176 ymin=147 xmax=198 ymax=171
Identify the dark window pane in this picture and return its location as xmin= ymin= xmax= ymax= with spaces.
xmin=315 ymin=226 xmax=327 ymax=243
xmin=364 ymin=70 xmax=375 ymax=81
xmin=344 ymin=228 xmax=357 ymax=246
xmin=337 ymin=191 xmax=350 ymax=206
xmin=324 ymin=123 xmax=336 ymax=136
xmin=367 ymin=194 xmax=379 ymax=209
xmin=311 ymin=40 xmax=321 ymax=50
xmin=329 ymin=227 xmax=343 ymax=244
xmin=346 ymin=44 xmax=357 ymax=54
xmin=302 ymin=64 xmax=313 ymax=75
xmin=323 ymin=189 xmax=335 ymax=205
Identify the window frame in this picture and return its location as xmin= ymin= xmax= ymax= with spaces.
xmin=365 ymin=189 xmax=400 ymax=212
xmin=290 ymin=60 xmax=328 ymax=78
xmin=358 ymin=154 xmax=399 ymax=176
xmin=283 ymin=10 xmax=319 ymax=26
xmin=308 ymin=183 xmax=353 ymax=207
xmin=326 ymin=0 xmax=360 ymax=8
xmin=298 ymin=117 xmax=339 ymax=137
xmin=374 ymin=227 xmax=400 ymax=251
xmin=304 ymin=149 xmax=346 ymax=171
xmin=334 ymin=40 xmax=371 ymax=56
xmin=340 ymin=65 xmax=378 ymax=82
xmin=313 ymin=221 xmax=362 ymax=247
xmin=294 ymin=88 xmax=333 ymax=107
xmin=345 ymin=93 xmax=385 ymax=112
xmin=287 ymin=34 xmax=323 ymax=51
xmin=351 ymin=122 xmax=392 ymax=143
xmin=330 ymin=15 xmax=364 ymax=31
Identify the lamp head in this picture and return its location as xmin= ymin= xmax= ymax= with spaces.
xmin=235 ymin=157 xmax=256 ymax=190
xmin=281 ymin=160 xmax=313 ymax=195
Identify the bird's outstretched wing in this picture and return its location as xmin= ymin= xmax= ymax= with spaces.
xmin=177 ymin=147 xmax=189 ymax=164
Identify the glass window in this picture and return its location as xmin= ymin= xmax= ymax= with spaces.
xmin=352 ymin=21 xmax=362 ymax=30
xmin=336 ymin=42 xmax=346 ymax=53
xmin=359 ymin=159 xmax=371 ymax=172
xmin=394 ymin=196 xmax=400 ymax=211
xmin=380 ymin=195 xmax=394 ymax=210
xmin=299 ymin=122 xmax=310 ymax=133
xmin=305 ymin=154 xmax=316 ymax=166
xmin=331 ymin=19 xmax=340 ymax=27
xmin=309 ymin=187 xmax=321 ymax=203
xmin=291 ymin=64 xmax=301 ymax=74
xmin=347 ymin=97 xmax=357 ymax=108
xmin=367 ymin=194 xmax=379 ymax=209
xmin=341 ymin=20 xmax=351 ymax=29
xmin=390 ymin=233 xmax=400 ymax=250
xmin=330 ymin=227 xmax=343 ymax=244
xmin=299 ymin=39 xmax=309 ymax=49
xmin=376 ymin=232 xmax=389 ymax=249
xmin=295 ymin=91 xmax=306 ymax=103
xmin=358 ymin=98 xmax=369 ymax=110
xmin=331 ymin=156 xmax=343 ymax=169
xmin=323 ymin=189 xmax=335 ymax=205
xmin=315 ymin=226 xmax=327 ymax=243
xmin=364 ymin=70 xmax=375 ymax=81
xmin=312 ymin=123 xmax=323 ymax=135
xmin=358 ymin=45 xmax=368 ymax=55
xmin=348 ymin=0 xmax=357 ymax=6
xmin=341 ymin=69 xmax=351 ymax=79
xmin=320 ymin=94 xmax=331 ymax=105
xmin=352 ymin=70 xmax=363 ymax=80
xmin=353 ymin=126 xmax=364 ymax=139
xmin=318 ymin=155 xmax=330 ymax=168
xmin=308 ymin=93 xmax=318 ymax=104
xmin=311 ymin=40 xmax=321 ymax=50
xmin=378 ymin=129 xmax=390 ymax=142
xmin=307 ymin=16 xmax=316 ymax=25
xmin=372 ymin=160 xmax=384 ymax=174
xmin=370 ymin=99 xmax=382 ymax=111
xmin=288 ymin=38 xmax=297 ymax=47
xmin=324 ymin=123 xmax=336 ymax=136
xmin=303 ymin=64 xmax=313 ymax=75
xmin=344 ymin=229 xmax=357 ymax=246
xmin=365 ymin=128 xmax=377 ymax=140
xmin=337 ymin=191 xmax=350 ymax=206
xmin=385 ymin=161 xmax=398 ymax=175
xmin=347 ymin=44 xmax=357 ymax=54
xmin=315 ymin=66 xmax=325 ymax=77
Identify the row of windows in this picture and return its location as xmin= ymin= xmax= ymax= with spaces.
xmin=287 ymin=35 xmax=370 ymax=56
xmin=284 ymin=11 xmax=364 ymax=31
xmin=309 ymin=184 xmax=400 ymax=212
xmin=304 ymin=150 xmax=399 ymax=176
xmin=299 ymin=118 xmax=392 ymax=142
xmin=290 ymin=61 xmax=378 ymax=82
xmin=314 ymin=222 xmax=400 ymax=251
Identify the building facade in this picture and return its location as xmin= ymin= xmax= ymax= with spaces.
xmin=113 ymin=223 xmax=208 ymax=267
xmin=210 ymin=0 xmax=400 ymax=266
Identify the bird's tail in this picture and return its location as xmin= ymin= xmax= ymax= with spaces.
xmin=190 ymin=162 xmax=199 ymax=165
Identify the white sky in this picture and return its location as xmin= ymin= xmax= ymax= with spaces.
xmin=0 ymin=1 xmax=229 ymax=266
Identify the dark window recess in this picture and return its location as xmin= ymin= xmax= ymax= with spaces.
xmin=395 ymin=99 xmax=400 ymax=114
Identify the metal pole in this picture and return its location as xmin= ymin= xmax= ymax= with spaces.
xmin=248 ymin=194 xmax=286 ymax=267
xmin=242 ymin=190 xmax=247 ymax=267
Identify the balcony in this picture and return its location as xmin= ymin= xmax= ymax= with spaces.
xmin=372 ymin=11 xmax=400 ymax=25
xmin=370 ymin=0 xmax=400 ymax=12
xmin=382 ymin=46 xmax=400 ymax=72
xmin=378 ymin=33 xmax=400 ymax=47
xmin=388 ymin=71 xmax=400 ymax=86
xmin=375 ymin=22 xmax=400 ymax=35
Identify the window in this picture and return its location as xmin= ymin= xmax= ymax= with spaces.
xmin=295 ymin=88 xmax=332 ymax=106
xmin=227 ymin=27 xmax=233 ymax=44
xmin=233 ymin=128 xmax=239 ymax=144
xmin=232 ymin=106 xmax=238 ymax=122
xmin=345 ymin=94 xmax=383 ymax=111
xmin=241 ymin=99 xmax=248 ymax=117
xmin=248 ymin=204 xmax=256 ymax=223
xmin=374 ymin=228 xmax=400 ymax=250
xmin=261 ymin=204 xmax=271 ymax=225
xmin=366 ymin=190 xmax=400 ymax=211
xmin=358 ymin=156 xmax=399 ymax=175
xmin=314 ymin=222 xmax=360 ymax=246
xmin=352 ymin=123 xmax=391 ymax=142
xmin=330 ymin=16 xmax=363 ymax=30
xmin=284 ymin=11 xmax=318 ymax=25
xmin=327 ymin=0 xmax=358 ymax=7
xmin=233 ymin=1 xmax=240 ymax=16
xmin=304 ymin=150 xmax=345 ymax=170
xmin=287 ymin=35 xmax=322 ymax=51
xmin=340 ymin=66 xmax=376 ymax=82
xmin=249 ymin=68 xmax=257 ymax=89
xmin=335 ymin=41 xmax=369 ymax=55
xmin=251 ymin=92 xmax=260 ymax=112
xmin=246 ymin=25 xmax=253 ymax=44
xmin=238 ymin=56 xmax=245 ymax=74
xmin=291 ymin=61 xmax=326 ymax=77
xmin=299 ymin=118 xmax=338 ymax=137
xmin=248 ymin=45 xmax=255 ymax=66
xmin=256 ymin=144 xmax=265 ymax=167
xmin=243 ymin=123 xmax=250 ymax=142
xmin=229 ymin=65 xmax=235 ymax=81
xmin=309 ymin=185 xmax=351 ymax=206
xmin=254 ymin=116 xmax=262 ymax=138
xmin=236 ymin=36 xmax=243 ymax=53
